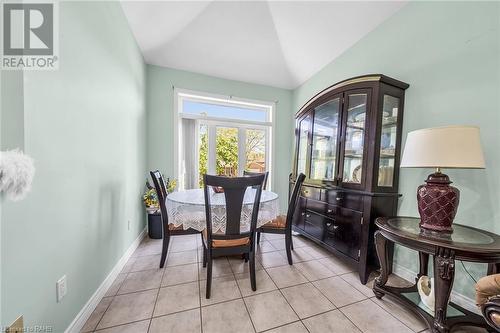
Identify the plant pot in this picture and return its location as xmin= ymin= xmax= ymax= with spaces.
xmin=147 ymin=213 xmax=162 ymax=239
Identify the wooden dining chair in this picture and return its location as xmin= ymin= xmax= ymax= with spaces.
xmin=201 ymin=174 xmax=265 ymax=298
xmin=243 ymin=170 xmax=269 ymax=190
xmin=257 ymin=173 xmax=306 ymax=265
xmin=150 ymin=170 xmax=200 ymax=268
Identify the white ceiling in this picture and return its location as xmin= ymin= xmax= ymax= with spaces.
xmin=121 ymin=1 xmax=406 ymax=89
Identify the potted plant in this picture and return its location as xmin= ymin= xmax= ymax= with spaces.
xmin=143 ymin=186 xmax=159 ymax=213
xmin=165 ymin=178 xmax=177 ymax=194
xmin=143 ymin=182 xmax=162 ymax=239
xmin=142 ymin=177 xmax=177 ymax=239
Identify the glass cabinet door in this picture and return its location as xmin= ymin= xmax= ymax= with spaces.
xmin=296 ymin=114 xmax=311 ymax=176
xmin=310 ymin=98 xmax=340 ymax=181
xmin=341 ymin=92 xmax=368 ymax=184
xmin=377 ymin=95 xmax=400 ymax=187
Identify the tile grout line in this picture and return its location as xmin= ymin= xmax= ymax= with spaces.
xmin=228 ymin=250 xmax=258 ymax=333
xmin=258 ymin=238 xmax=308 ymax=331
xmin=297 ymin=267 xmax=369 ymax=333
xmin=337 ymin=272 xmax=426 ymax=332
xmin=87 ymin=235 xmax=424 ymax=333
xmin=361 ymin=297 xmax=418 ymax=333
xmin=88 ymin=296 xmax=114 ymax=333
xmin=260 ymin=236 xmax=313 ymax=333
xmin=90 ymin=237 xmax=146 ymax=332
xmin=262 ymin=240 xmax=367 ymax=333
xmin=94 ymin=318 xmax=152 ymax=332
xmin=196 ymin=235 xmax=204 ymax=333
xmin=146 ymin=241 xmax=170 ymax=333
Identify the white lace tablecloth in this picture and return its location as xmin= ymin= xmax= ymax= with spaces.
xmin=166 ymin=188 xmax=279 ymax=233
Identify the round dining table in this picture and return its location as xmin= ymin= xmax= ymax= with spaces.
xmin=166 ymin=188 xmax=279 ymax=233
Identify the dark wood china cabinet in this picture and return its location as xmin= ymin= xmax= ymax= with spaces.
xmin=291 ymin=75 xmax=409 ymax=284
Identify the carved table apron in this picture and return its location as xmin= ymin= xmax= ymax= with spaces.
xmin=373 ymin=217 xmax=500 ymax=333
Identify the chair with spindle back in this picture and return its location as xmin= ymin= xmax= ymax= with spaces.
xmin=243 ymin=170 xmax=269 ymax=190
xmin=150 ymin=170 xmax=201 ymax=268
xmin=257 ymin=173 xmax=306 ymax=265
xmin=201 ymin=174 xmax=265 ymax=298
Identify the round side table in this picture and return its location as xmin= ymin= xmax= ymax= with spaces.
xmin=373 ymin=217 xmax=500 ymax=333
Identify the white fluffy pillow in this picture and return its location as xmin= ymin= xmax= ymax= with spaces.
xmin=0 ymin=149 xmax=35 ymax=201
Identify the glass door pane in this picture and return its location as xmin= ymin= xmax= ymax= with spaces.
xmin=198 ymin=123 xmax=208 ymax=187
xmin=245 ymin=129 xmax=266 ymax=172
xmin=377 ymin=95 xmax=400 ymax=187
xmin=297 ymin=114 xmax=311 ymax=176
xmin=216 ymin=127 xmax=238 ymax=176
xmin=311 ymin=98 xmax=340 ymax=181
xmin=342 ymin=93 xmax=367 ymax=184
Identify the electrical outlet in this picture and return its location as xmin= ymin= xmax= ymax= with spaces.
xmin=56 ymin=275 xmax=67 ymax=302
xmin=6 ymin=316 xmax=23 ymax=333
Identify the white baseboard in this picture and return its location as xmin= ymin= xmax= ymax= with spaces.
xmin=392 ymin=263 xmax=479 ymax=315
xmin=65 ymin=228 xmax=147 ymax=333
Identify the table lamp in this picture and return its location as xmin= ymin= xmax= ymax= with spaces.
xmin=400 ymin=126 xmax=485 ymax=233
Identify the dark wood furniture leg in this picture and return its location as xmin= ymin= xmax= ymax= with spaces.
xmin=285 ymin=231 xmax=293 ymax=265
xmin=387 ymin=241 xmax=394 ymax=275
xmin=206 ymin=249 xmax=213 ymax=299
xmin=250 ymin=249 xmax=257 ymax=291
xmin=373 ymin=230 xmax=390 ymax=299
xmin=487 ymin=262 xmax=500 ymax=275
xmin=433 ymin=247 xmax=455 ymax=333
xmin=160 ymin=233 xmax=170 ymax=268
xmin=418 ymin=251 xmax=430 ymax=280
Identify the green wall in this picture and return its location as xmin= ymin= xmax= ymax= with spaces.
xmin=293 ymin=1 xmax=500 ymax=300
xmin=1 ymin=2 xmax=146 ymax=331
xmin=146 ymin=65 xmax=294 ymax=211
xmin=1 ymin=66 xmax=26 ymax=330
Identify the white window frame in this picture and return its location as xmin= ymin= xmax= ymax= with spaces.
xmin=174 ymin=88 xmax=276 ymax=190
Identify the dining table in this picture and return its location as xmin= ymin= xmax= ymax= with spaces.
xmin=166 ymin=188 xmax=279 ymax=233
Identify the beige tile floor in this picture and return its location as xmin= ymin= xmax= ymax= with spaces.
xmin=81 ymin=233 xmax=487 ymax=333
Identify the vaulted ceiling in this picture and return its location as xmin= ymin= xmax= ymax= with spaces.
xmin=121 ymin=1 xmax=406 ymax=89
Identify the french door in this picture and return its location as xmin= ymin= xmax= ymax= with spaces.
xmin=197 ymin=120 xmax=269 ymax=187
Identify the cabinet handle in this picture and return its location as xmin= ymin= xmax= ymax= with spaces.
xmin=326 ymin=223 xmax=332 ymax=227
xmin=301 ymin=212 xmax=305 ymax=216
xmin=327 ymin=209 xmax=333 ymax=213
xmin=336 ymin=197 xmax=342 ymax=201
xmin=306 ymin=214 xmax=311 ymax=218
xmin=303 ymin=190 xmax=309 ymax=195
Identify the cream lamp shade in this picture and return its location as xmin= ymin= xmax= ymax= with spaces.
xmin=400 ymin=126 xmax=485 ymax=169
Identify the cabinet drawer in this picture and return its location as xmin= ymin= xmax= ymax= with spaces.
xmin=324 ymin=190 xmax=364 ymax=211
xmin=301 ymin=186 xmax=321 ymax=201
xmin=304 ymin=211 xmax=327 ymax=241
xmin=304 ymin=211 xmax=324 ymax=240
xmin=306 ymin=199 xmax=338 ymax=219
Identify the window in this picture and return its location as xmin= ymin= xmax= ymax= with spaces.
xmin=175 ymin=89 xmax=274 ymax=190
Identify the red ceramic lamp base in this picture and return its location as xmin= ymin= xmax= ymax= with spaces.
xmin=417 ymin=171 xmax=460 ymax=233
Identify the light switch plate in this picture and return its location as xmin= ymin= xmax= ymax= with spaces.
xmin=57 ymin=275 xmax=67 ymax=302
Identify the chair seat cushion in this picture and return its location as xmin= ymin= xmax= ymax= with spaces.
xmin=261 ymin=215 xmax=287 ymax=229
xmin=169 ymin=224 xmax=184 ymax=231
xmin=202 ymin=229 xmax=250 ymax=248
